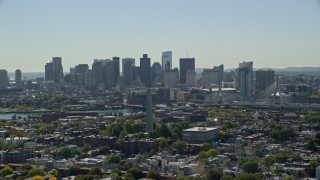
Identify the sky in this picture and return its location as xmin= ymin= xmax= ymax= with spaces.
xmin=0 ymin=0 xmax=320 ymax=72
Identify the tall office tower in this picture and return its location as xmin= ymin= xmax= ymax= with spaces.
xmin=132 ymin=66 xmax=140 ymax=83
xmin=201 ymin=65 xmax=224 ymax=85
xmin=163 ymin=70 xmax=178 ymax=88
xmin=122 ymin=58 xmax=135 ymax=76
xmin=162 ymin=51 xmax=172 ymax=71
xmin=85 ymin=69 xmax=96 ymax=90
xmin=70 ymin=68 xmax=76 ymax=75
xmin=52 ymin=57 xmax=64 ymax=83
xmin=0 ymin=69 xmax=8 ymax=89
xmin=179 ymin=58 xmax=195 ymax=84
xmin=122 ymin=58 xmax=135 ymax=86
xmin=74 ymin=64 xmax=89 ymax=85
xmin=256 ymin=69 xmax=275 ymax=93
xmin=224 ymin=71 xmax=235 ymax=82
xmin=15 ymin=69 xmax=22 ymax=87
xmin=45 ymin=61 xmax=54 ymax=81
xmin=92 ymin=59 xmax=110 ymax=84
xmin=215 ymin=65 xmax=224 ymax=86
xmin=146 ymin=89 xmax=154 ymax=133
xmin=139 ymin=54 xmax=151 ymax=87
xmin=151 ymin=62 xmax=162 ymax=85
xmin=186 ymin=70 xmax=197 ymax=87
xmin=104 ymin=60 xmax=119 ymax=89
xmin=238 ymin=61 xmax=253 ymax=97
xmin=112 ymin=57 xmax=120 ymax=85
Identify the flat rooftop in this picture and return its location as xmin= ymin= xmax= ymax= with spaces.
xmin=183 ymin=127 xmax=218 ymax=132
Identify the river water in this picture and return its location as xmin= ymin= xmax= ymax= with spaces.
xmin=0 ymin=109 xmax=137 ymax=120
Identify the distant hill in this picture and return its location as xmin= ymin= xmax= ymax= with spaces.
xmin=279 ymin=67 xmax=320 ymax=72
xmin=198 ymin=67 xmax=320 ymax=73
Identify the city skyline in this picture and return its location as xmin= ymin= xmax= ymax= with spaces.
xmin=0 ymin=0 xmax=320 ymax=72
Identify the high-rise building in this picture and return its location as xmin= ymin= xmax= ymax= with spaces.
xmin=104 ymin=61 xmax=115 ymax=89
xmin=132 ymin=66 xmax=140 ymax=84
xmin=139 ymin=54 xmax=151 ymax=87
xmin=74 ymin=64 xmax=89 ymax=85
xmin=122 ymin=58 xmax=135 ymax=76
xmin=52 ymin=57 xmax=64 ymax=83
xmin=85 ymin=69 xmax=96 ymax=90
xmin=45 ymin=61 xmax=54 ymax=81
xmin=224 ymin=71 xmax=235 ymax=82
xmin=151 ymin=62 xmax=162 ymax=85
xmin=186 ymin=70 xmax=197 ymax=87
xmin=0 ymin=70 xmax=8 ymax=89
xmin=162 ymin=51 xmax=172 ymax=72
xmin=122 ymin=58 xmax=135 ymax=86
xmin=163 ymin=70 xmax=178 ymax=88
xmin=201 ymin=65 xmax=224 ymax=85
xmin=103 ymin=58 xmax=119 ymax=89
xmin=256 ymin=69 xmax=275 ymax=93
xmin=179 ymin=58 xmax=195 ymax=84
xmin=92 ymin=60 xmax=104 ymax=84
xmin=112 ymin=57 xmax=120 ymax=85
xmin=238 ymin=61 xmax=253 ymax=97
xmin=15 ymin=69 xmax=22 ymax=87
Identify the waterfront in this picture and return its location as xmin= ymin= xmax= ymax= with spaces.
xmin=0 ymin=108 xmax=137 ymax=120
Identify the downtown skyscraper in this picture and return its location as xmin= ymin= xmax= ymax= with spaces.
xmin=162 ymin=51 xmax=172 ymax=72
xmin=237 ymin=61 xmax=253 ymax=97
xmin=0 ymin=69 xmax=8 ymax=89
xmin=256 ymin=69 xmax=275 ymax=93
xmin=179 ymin=58 xmax=195 ymax=84
xmin=45 ymin=57 xmax=64 ymax=83
xmin=122 ymin=58 xmax=135 ymax=87
xmin=15 ymin=69 xmax=22 ymax=87
xmin=139 ymin=54 xmax=151 ymax=87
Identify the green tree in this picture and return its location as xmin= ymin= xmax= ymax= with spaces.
xmin=49 ymin=169 xmax=58 ymax=177
xmin=172 ymin=140 xmax=187 ymax=154
xmin=205 ymin=169 xmax=222 ymax=180
xmin=68 ymin=166 xmax=84 ymax=176
xmin=201 ymin=143 xmax=213 ymax=151
xmin=156 ymin=137 xmax=169 ymax=151
xmin=146 ymin=170 xmax=160 ymax=180
xmin=59 ymin=146 xmax=81 ymax=159
xmin=106 ymin=154 xmax=121 ymax=164
xmin=218 ymin=130 xmax=227 ymax=141
xmin=89 ymin=167 xmax=102 ymax=176
xmin=110 ymin=173 xmax=122 ymax=180
xmin=74 ymin=175 xmax=94 ymax=180
xmin=262 ymin=156 xmax=275 ymax=167
xmin=83 ymin=144 xmax=91 ymax=153
xmin=49 ymin=177 xmax=57 ymax=180
xmin=119 ymin=131 xmax=128 ymax=138
xmin=127 ymin=168 xmax=144 ymax=179
xmin=274 ymin=167 xmax=285 ymax=174
xmin=32 ymin=176 xmax=44 ymax=180
xmin=121 ymin=173 xmax=135 ymax=180
xmin=0 ymin=166 xmax=13 ymax=176
xmin=28 ymin=168 xmax=46 ymax=178
xmin=207 ymin=148 xmax=219 ymax=157
xmin=221 ymin=175 xmax=235 ymax=180
xmin=241 ymin=161 xmax=259 ymax=173
xmin=156 ymin=123 xmax=172 ymax=138
xmin=36 ymin=124 xmax=46 ymax=134
xmin=282 ymin=176 xmax=292 ymax=180
xmin=235 ymin=173 xmax=260 ymax=180
xmin=98 ymin=146 xmax=110 ymax=155
xmin=171 ymin=126 xmax=182 ymax=140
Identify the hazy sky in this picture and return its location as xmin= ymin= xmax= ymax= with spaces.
xmin=0 ymin=0 xmax=320 ymax=72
